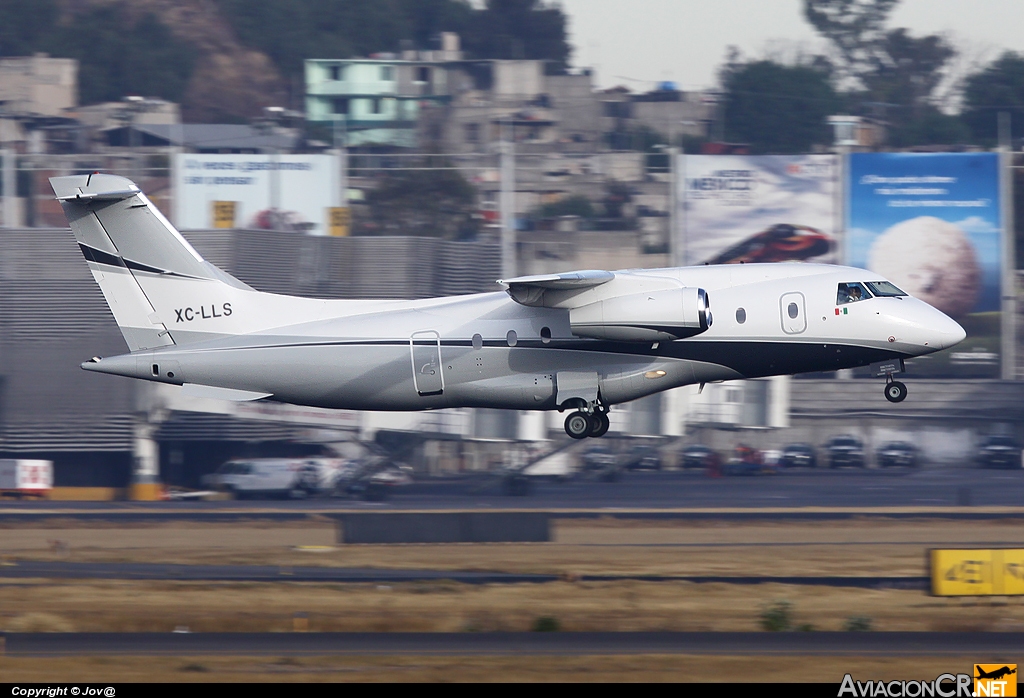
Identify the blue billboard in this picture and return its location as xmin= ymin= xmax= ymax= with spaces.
xmin=847 ymin=152 xmax=1003 ymax=378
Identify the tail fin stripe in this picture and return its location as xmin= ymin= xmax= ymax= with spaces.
xmin=79 ymin=243 xmax=126 ymax=268
xmin=122 ymin=258 xmax=202 ymax=278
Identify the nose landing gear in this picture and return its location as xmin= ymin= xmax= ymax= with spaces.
xmin=884 ymin=376 xmax=908 ymax=403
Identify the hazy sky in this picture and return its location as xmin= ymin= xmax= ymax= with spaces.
xmin=558 ymin=0 xmax=1024 ymax=91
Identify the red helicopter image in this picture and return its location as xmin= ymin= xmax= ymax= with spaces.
xmin=704 ymin=223 xmax=832 ymax=265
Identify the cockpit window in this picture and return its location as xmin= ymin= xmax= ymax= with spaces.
xmin=837 ymin=282 xmax=871 ymax=305
xmin=865 ymin=281 xmax=907 ymax=297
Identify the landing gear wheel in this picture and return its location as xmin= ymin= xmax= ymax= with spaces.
xmin=589 ymin=411 xmax=610 ymax=438
xmin=564 ymin=411 xmax=594 ymax=439
xmin=884 ymin=380 xmax=908 ymax=403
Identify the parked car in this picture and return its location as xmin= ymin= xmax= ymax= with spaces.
xmin=680 ymin=444 xmax=716 ymax=470
xmin=779 ymin=443 xmax=817 ymax=468
xmin=580 ymin=444 xmax=619 ymax=481
xmin=876 ymin=441 xmax=919 ymax=468
xmin=722 ymin=445 xmax=774 ymax=476
xmin=976 ymin=435 xmax=1022 ymax=469
xmin=824 ymin=435 xmax=866 ymax=468
xmin=623 ymin=444 xmax=662 ymax=471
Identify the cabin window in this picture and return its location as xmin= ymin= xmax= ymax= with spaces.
xmin=787 ymin=302 xmax=799 ymax=319
xmin=472 ymin=333 xmax=483 ymax=350
xmin=151 ymin=364 xmax=159 ymax=376
xmin=540 ymin=326 xmax=551 ymax=344
xmin=506 ymin=330 xmax=518 ymax=347
xmin=836 ymin=282 xmax=871 ymax=305
xmin=735 ymin=308 xmax=746 ymax=324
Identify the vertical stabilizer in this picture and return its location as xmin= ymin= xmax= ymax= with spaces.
xmin=50 ymin=173 xmax=253 ymax=350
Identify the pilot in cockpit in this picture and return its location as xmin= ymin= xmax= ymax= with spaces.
xmin=837 ymin=282 xmax=868 ymax=305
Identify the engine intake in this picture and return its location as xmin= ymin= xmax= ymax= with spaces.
xmin=569 ymin=287 xmax=712 ymax=341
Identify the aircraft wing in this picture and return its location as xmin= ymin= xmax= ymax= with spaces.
xmin=498 ymin=270 xmax=614 ymax=306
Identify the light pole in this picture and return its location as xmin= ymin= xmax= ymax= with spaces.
xmin=120 ymin=95 xmax=158 ymax=183
xmin=669 ymin=120 xmax=696 ymax=268
xmin=253 ymin=106 xmax=302 ymax=230
xmin=499 ymin=114 xmax=516 ymax=279
xmin=0 ymin=110 xmax=13 ymax=228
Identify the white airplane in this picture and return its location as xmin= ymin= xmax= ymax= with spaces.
xmin=51 ymin=174 xmax=966 ymax=439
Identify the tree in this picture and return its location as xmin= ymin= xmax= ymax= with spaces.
xmin=803 ymin=0 xmax=900 ymax=87
xmin=535 ymin=195 xmax=595 ymax=219
xmin=867 ymin=29 xmax=955 ymax=111
xmin=886 ymin=107 xmax=970 ymax=147
xmin=0 ymin=0 xmax=58 ymax=58
xmin=721 ymin=60 xmax=840 ymax=154
xmin=461 ymin=0 xmax=571 ymax=74
xmin=0 ymin=3 xmax=195 ymax=106
xmin=359 ymin=163 xmax=479 ymax=239
xmin=962 ymin=52 xmax=1024 ymax=144
xmin=804 ymin=0 xmax=964 ymax=145
xmin=47 ymin=9 xmax=196 ymax=105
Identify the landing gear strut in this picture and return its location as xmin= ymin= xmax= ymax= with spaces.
xmin=884 ymin=376 xmax=907 ymax=403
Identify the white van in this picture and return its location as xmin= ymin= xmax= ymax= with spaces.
xmin=206 ymin=458 xmax=342 ymax=499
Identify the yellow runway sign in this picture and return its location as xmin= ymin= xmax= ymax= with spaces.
xmin=930 ymin=548 xmax=1024 ymax=596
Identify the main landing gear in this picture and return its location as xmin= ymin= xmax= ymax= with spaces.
xmin=884 ymin=376 xmax=908 ymax=403
xmin=564 ymin=403 xmax=610 ymax=439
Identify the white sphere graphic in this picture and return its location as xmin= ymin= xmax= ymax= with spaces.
xmin=867 ymin=216 xmax=981 ymax=318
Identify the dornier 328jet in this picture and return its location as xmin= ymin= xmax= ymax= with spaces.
xmin=51 ymin=174 xmax=966 ymax=439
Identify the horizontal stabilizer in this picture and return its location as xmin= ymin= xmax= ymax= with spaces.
xmin=56 ymin=188 xmax=140 ymax=202
xmin=180 ymin=384 xmax=273 ymax=402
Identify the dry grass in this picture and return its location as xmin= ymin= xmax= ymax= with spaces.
xmin=2 ymin=578 xmax=1023 ymax=634
xmin=3 ymin=518 xmax=1024 ymax=578
xmin=0 ymin=654 xmax=996 ymax=683
xmin=0 ymin=517 xmax=1021 ymax=681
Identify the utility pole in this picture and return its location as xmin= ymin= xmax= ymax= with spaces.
xmin=1 ymin=147 xmax=13 ymax=228
xmin=334 ymin=114 xmax=348 ymax=213
xmin=999 ymin=111 xmax=1016 ymax=381
xmin=499 ymin=116 xmax=516 ymax=279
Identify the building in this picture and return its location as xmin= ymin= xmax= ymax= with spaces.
xmin=0 ymin=54 xmax=77 ymax=117
xmin=96 ymin=123 xmax=298 ymax=154
xmin=75 ymin=99 xmax=181 ymax=132
xmin=0 ymin=55 xmax=80 ymax=156
xmin=305 ymin=33 xmax=464 ymax=148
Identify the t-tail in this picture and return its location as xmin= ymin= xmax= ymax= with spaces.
xmin=50 ymin=174 xmax=329 ymax=350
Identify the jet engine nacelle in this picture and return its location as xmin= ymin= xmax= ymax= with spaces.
xmin=568 ymin=287 xmax=712 ymax=341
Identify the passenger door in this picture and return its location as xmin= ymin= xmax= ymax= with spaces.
xmin=410 ymin=330 xmax=444 ymax=396
xmin=780 ymin=292 xmax=807 ymax=334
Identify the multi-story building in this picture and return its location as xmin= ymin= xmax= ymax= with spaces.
xmin=305 ymin=33 xmax=463 ymax=148
xmin=0 ymin=54 xmax=77 ymax=117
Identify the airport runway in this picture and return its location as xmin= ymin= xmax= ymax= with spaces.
xmin=1 ymin=467 xmax=1023 ymax=518
xmin=0 ymin=560 xmax=928 ymax=588
xmin=4 ymin=631 xmax=1020 ymax=657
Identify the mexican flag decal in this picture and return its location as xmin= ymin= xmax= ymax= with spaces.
xmin=834 ymin=307 xmax=848 ymax=316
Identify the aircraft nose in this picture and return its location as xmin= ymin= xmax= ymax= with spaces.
xmin=933 ymin=313 xmax=966 ymax=350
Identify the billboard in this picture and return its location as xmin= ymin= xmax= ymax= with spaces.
xmin=847 ymin=153 xmax=1003 ymax=378
xmin=174 ymin=154 xmax=342 ymax=235
xmin=680 ymin=154 xmax=838 ymax=266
